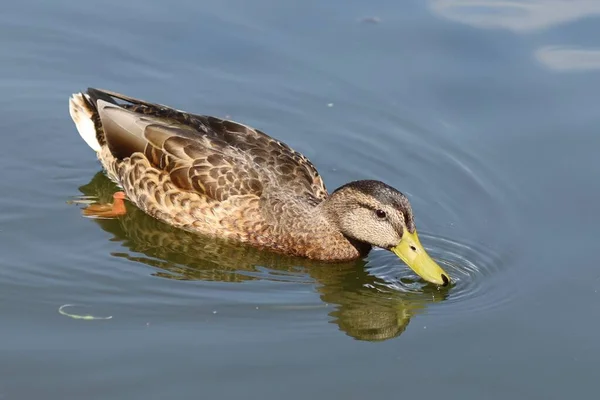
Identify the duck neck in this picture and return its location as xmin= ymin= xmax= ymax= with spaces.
xmin=295 ymin=197 xmax=371 ymax=261
xmin=260 ymin=193 xmax=370 ymax=261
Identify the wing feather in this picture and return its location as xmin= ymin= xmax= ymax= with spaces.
xmin=90 ymin=88 xmax=328 ymax=203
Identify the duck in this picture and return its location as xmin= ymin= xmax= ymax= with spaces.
xmin=69 ymin=88 xmax=450 ymax=286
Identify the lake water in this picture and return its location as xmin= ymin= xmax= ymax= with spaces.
xmin=1 ymin=0 xmax=599 ymax=398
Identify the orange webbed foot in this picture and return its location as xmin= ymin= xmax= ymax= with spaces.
xmin=82 ymin=192 xmax=127 ymax=219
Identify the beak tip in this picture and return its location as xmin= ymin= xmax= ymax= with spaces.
xmin=441 ymin=274 xmax=450 ymax=286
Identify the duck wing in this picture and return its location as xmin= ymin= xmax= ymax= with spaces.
xmin=87 ymin=88 xmax=328 ymax=203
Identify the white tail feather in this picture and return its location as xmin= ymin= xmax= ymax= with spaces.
xmin=69 ymin=93 xmax=101 ymax=151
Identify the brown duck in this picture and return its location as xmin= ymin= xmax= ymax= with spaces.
xmin=69 ymin=88 xmax=450 ymax=286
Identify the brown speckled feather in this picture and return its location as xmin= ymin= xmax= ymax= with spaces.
xmin=77 ymin=88 xmax=365 ymax=261
xmin=95 ymin=89 xmax=327 ymax=202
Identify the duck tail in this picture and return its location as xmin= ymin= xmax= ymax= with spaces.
xmin=68 ymin=88 xmax=118 ymax=152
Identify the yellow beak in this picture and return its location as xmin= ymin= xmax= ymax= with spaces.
xmin=390 ymin=230 xmax=450 ymax=286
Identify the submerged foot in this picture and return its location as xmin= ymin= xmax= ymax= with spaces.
xmin=82 ymin=192 xmax=127 ymax=219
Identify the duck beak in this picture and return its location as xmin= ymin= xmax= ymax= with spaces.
xmin=390 ymin=230 xmax=450 ymax=286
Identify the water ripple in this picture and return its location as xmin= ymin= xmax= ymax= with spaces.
xmin=367 ymin=233 xmax=518 ymax=316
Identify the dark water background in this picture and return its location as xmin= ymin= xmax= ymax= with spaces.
xmin=1 ymin=1 xmax=599 ymax=398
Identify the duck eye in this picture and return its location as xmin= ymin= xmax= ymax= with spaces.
xmin=375 ymin=209 xmax=387 ymax=219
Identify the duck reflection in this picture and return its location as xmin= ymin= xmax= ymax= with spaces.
xmin=75 ymin=172 xmax=448 ymax=341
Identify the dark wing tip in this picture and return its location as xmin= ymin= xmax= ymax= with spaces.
xmin=86 ymin=88 xmax=119 ymax=107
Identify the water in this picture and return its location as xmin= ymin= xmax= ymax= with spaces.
xmin=1 ymin=0 xmax=599 ymax=398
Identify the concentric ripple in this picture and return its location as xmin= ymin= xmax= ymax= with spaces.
xmin=366 ymin=233 xmax=519 ymax=316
